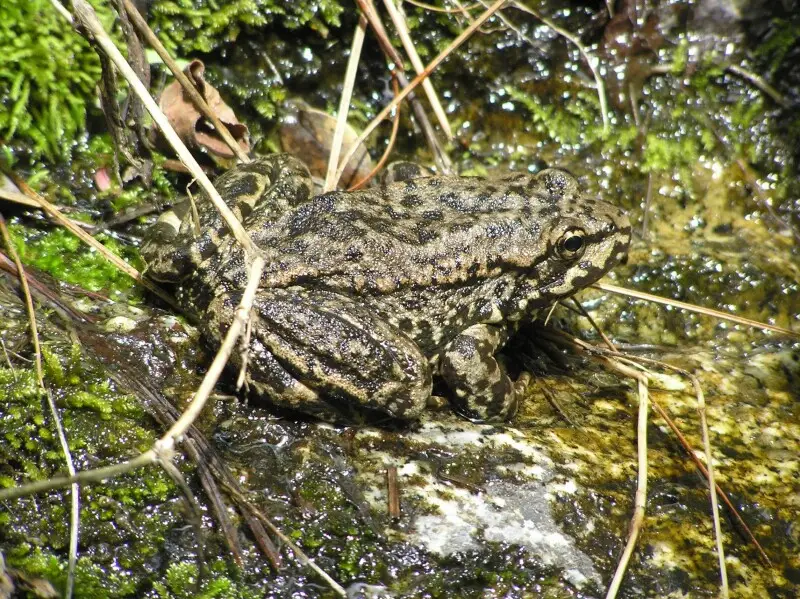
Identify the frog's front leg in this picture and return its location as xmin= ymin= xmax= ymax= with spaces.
xmin=438 ymin=324 xmax=522 ymax=422
xmin=210 ymin=287 xmax=432 ymax=421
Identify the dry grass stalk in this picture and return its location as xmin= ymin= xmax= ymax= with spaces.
xmin=383 ymin=0 xmax=454 ymax=139
xmin=511 ymin=1 xmax=610 ymax=134
xmin=600 ymin=360 xmax=649 ymax=599
xmin=324 ymin=14 xmax=368 ymax=192
xmin=554 ymin=304 xmax=742 ymax=596
xmin=2 ymin=170 xmax=178 ymax=309
xmin=359 ymin=0 xmax=453 ymax=173
xmin=120 ymin=0 xmax=251 ymax=164
xmin=349 ymin=75 xmax=403 ymax=190
xmin=0 ymin=188 xmax=39 ymax=208
xmin=68 ymin=0 xmax=256 ymax=257
xmin=0 ymin=0 xmax=347 ymax=591
xmin=355 ymin=0 xmax=406 ymax=67
xmin=597 ymin=281 xmax=799 ymax=337
xmin=334 ymin=0 xmax=509 ymax=184
xmin=692 ymin=376 xmax=730 ymax=597
xmin=0 ymin=214 xmax=80 ymax=599
xmin=565 ymin=322 xmax=769 ymax=567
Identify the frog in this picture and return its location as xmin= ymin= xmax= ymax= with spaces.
xmin=141 ymin=154 xmax=631 ymax=423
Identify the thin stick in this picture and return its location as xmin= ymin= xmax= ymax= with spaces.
xmin=725 ymin=64 xmax=787 ymax=108
xmin=324 ymin=14 xmax=368 ymax=192
xmin=0 ymin=187 xmax=39 ymax=208
xmin=616 ymin=358 xmax=771 ymax=566
xmin=386 ymin=466 xmax=401 ymax=519
xmin=640 ymin=172 xmax=653 ymax=240
xmin=364 ymin=0 xmax=452 ymax=172
xmin=603 ymin=362 xmax=649 ymax=599
xmin=569 ymin=297 xmax=617 ymax=351
xmin=0 ymin=214 xmax=80 ymax=599
xmin=405 ymin=0 xmax=483 ymax=14
xmin=160 ymin=256 xmax=263 ymax=444
xmin=0 ymin=450 xmax=159 ymax=501
xmin=563 ymin=336 xmax=772 ymax=567
xmin=383 ymin=0 xmax=453 ymax=139
xmin=693 ymin=377 xmax=729 ymax=597
xmin=241 ymin=502 xmax=348 ymax=596
xmin=334 ymin=0 xmax=509 ymax=184
xmin=567 ymin=297 xmax=730 ymax=590
xmin=595 ymin=281 xmax=799 ymax=338
xmin=355 ymin=0 xmax=405 ymax=67
xmin=65 ymin=0 xmax=257 ymax=257
xmin=3 ymin=171 xmax=178 ymax=310
xmin=0 ymin=257 xmax=263 ymax=491
xmin=348 ymin=74 xmax=402 ymax=190
xmin=120 ymin=0 xmax=250 ymax=163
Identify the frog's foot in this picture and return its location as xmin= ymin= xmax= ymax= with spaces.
xmin=218 ymin=287 xmax=432 ymax=421
xmin=438 ymin=324 xmax=518 ymax=422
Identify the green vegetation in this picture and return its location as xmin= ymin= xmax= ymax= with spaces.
xmin=0 ymin=0 xmax=115 ymax=160
xmin=8 ymin=222 xmax=142 ymax=297
xmin=150 ymin=0 xmax=345 ymax=55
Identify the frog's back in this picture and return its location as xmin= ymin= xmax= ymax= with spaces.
xmin=252 ymin=173 xmax=589 ymax=293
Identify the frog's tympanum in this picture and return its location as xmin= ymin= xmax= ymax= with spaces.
xmin=142 ymin=155 xmax=631 ymax=422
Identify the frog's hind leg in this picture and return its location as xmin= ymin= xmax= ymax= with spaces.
xmin=438 ymin=324 xmax=520 ymax=422
xmin=218 ymin=287 xmax=432 ymax=421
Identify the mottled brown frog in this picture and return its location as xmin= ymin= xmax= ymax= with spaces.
xmin=142 ymin=155 xmax=631 ymax=422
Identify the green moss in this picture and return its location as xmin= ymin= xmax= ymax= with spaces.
xmin=642 ymin=132 xmax=700 ymax=173
xmin=150 ymin=0 xmax=345 ymax=55
xmin=0 ymin=0 xmax=116 ymax=159
xmin=6 ymin=548 xmax=141 ymax=598
xmin=152 ymin=562 xmax=261 ymax=599
xmin=505 ymin=85 xmax=606 ymax=147
xmin=8 ymin=223 xmax=142 ymax=297
xmin=754 ymin=17 xmax=800 ymax=76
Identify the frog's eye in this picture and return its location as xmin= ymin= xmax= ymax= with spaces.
xmin=556 ymin=228 xmax=586 ymax=261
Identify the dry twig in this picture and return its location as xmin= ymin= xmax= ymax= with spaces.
xmin=334 ymin=0 xmax=508 ymax=184
xmin=0 ymin=214 xmax=80 ymax=599
xmin=324 ymin=14 xmax=368 ymax=192
xmin=600 ymin=360 xmax=649 ymax=599
xmin=1 ymin=169 xmax=177 ymax=309
xmin=120 ymin=0 xmax=251 ymax=163
xmin=383 ymin=0 xmax=453 ymax=139
xmin=349 ymin=75 xmax=403 ymax=190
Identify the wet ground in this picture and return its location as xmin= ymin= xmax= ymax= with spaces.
xmin=1 ymin=0 xmax=799 ymax=597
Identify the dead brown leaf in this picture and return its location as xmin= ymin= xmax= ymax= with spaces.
xmin=280 ymin=99 xmax=374 ymax=189
xmin=157 ymin=59 xmax=250 ymax=160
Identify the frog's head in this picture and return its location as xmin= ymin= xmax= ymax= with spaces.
xmin=522 ymin=168 xmax=631 ymax=306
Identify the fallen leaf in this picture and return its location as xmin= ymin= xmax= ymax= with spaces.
xmin=157 ymin=59 xmax=250 ymax=159
xmin=280 ymin=99 xmax=374 ymax=189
